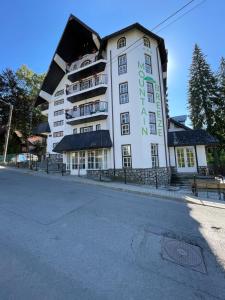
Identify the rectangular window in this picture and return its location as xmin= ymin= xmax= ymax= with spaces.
xmin=54 ymin=99 xmax=64 ymax=106
xmin=147 ymin=82 xmax=154 ymax=103
xmin=145 ymin=54 xmax=152 ymax=74
xmin=80 ymin=126 xmax=93 ymax=133
xmin=149 ymin=112 xmax=157 ymax=134
xmin=120 ymin=112 xmax=130 ymax=135
xmin=71 ymin=152 xmax=79 ymax=169
xmin=53 ymin=131 xmax=63 ymax=137
xmin=79 ymin=151 xmax=86 ymax=169
xmin=73 ymin=128 xmax=78 ymax=134
xmin=118 ymin=54 xmax=127 ymax=75
xmin=54 ymin=109 xmax=64 ymax=116
xmin=54 ymin=89 xmax=64 ymax=97
xmin=151 ymin=144 xmax=159 ymax=168
xmin=53 ymin=120 xmax=64 ymax=127
xmin=96 ymin=124 xmax=101 ymax=131
xmin=121 ymin=144 xmax=132 ymax=168
xmin=119 ymin=82 xmax=129 ymax=104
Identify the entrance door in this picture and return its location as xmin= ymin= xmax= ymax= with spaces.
xmin=176 ymin=147 xmax=197 ymax=173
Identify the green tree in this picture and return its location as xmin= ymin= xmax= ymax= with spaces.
xmin=188 ymin=44 xmax=217 ymax=131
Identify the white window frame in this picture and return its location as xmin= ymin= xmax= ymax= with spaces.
xmin=151 ymin=143 xmax=159 ymax=168
xmin=119 ymin=82 xmax=129 ymax=104
xmin=117 ymin=37 xmax=126 ymax=49
xmin=118 ymin=54 xmax=127 ymax=75
xmin=121 ymin=144 xmax=132 ymax=168
xmin=145 ymin=54 xmax=152 ymax=74
xmin=147 ymin=82 xmax=154 ymax=103
xmin=149 ymin=112 xmax=157 ymax=134
xmin=120 ymin=112 xmax=130 ymax=135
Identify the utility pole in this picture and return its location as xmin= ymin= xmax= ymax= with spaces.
xmin=0 ymin=100 xmax=13 ymax=164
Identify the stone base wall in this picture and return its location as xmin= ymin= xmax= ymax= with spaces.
xmin=87 ymin=167 xmax=171 ymax=186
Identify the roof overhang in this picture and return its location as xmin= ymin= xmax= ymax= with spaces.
xmin=35 ymin=14 xmax=101 ymax=106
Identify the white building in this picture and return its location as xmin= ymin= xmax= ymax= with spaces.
xmin=35 ymin=15 xmax=217 ymax=183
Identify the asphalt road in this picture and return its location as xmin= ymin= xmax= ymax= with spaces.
xmin=0 ymin=168 xmax=225 ymax=300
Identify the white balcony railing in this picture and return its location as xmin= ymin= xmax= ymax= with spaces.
xmin=66 ymin=74 xmax=108 ymax=96
xmin=67 ymin=53 xmax=99 ymax=73
xmin=66 ymin=101 xmax=108 ymax=120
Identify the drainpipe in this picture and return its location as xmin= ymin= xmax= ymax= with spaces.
xmin=110 ymin=50 xmax=116 ymax=174
xmin=156 ymin=46 xmax=169 ymax=169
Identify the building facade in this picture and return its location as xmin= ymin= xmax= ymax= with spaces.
xmin=35 ymin=15 xmax=170 ymax=183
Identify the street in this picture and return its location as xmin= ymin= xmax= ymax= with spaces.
xmin=0 ymin=168 xmax=225 ymax=300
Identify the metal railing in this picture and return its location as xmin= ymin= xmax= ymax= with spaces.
xmin=66 ymin=101 xmax=108 ymax=119
xmin=66 ymin=74 xmax=107 ymax=95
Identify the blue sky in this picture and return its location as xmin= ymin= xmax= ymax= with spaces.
xmin=0 ymin=0 xmax=224 ymax=120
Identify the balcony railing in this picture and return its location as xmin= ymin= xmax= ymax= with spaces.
xmin=67 ymin=53 xmax=98 ymax=73
xmin=66 ymin=74 xmax=107 ymax=96
xmin=66 ymin=101 xmax=108 ymax=120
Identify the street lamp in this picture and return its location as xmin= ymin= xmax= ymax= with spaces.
xmin=0 ymin=99 xmax=13 ymax=164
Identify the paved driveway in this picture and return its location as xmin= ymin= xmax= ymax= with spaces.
xmin=0 ymin=168 xmax=225 ymax=299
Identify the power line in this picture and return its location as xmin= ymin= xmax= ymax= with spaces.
xmin=151 ymin=0 xmax=195 ymax=31
xmin=155 ymin=0 xmax=206 ymax=34
xmin=107 ymin=0 xmax=198 ymax=66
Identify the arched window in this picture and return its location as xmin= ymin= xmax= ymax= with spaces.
xmin=143 ymin=37 xmax=151 ymax=48
xmin=117 ymin=37 xmax=126 ymax=49
xmin=80 ymin=60 xmax=91 ymax=68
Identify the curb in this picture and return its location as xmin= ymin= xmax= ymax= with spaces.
xmin=2 ymin=166 xmax=225 ymax=210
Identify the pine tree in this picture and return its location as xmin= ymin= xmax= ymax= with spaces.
xmin=214 ymin=57 xmax=225 ymax=144
xmin=188 ymin=44 xmax=217 ymax=131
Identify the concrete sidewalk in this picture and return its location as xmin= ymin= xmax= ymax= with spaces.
xmin=2 ymin=165 xmax=225 ymax=209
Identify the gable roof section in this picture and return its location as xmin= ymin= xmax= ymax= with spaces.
xmin=102 ymin=23 xmax=167 ymax=70
xmin=168 ymin=129 xmax=218 ymax=147
xmin=36 ymin=14 xmax=100 ymax=106
xmin=53 ymin=130 xmax=112 ymax=153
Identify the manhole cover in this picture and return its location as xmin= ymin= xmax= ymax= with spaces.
xmin=162 ymin=237 xmax=206 ymax=274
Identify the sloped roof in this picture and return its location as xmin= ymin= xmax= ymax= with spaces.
xmin=53 ymin=130 xmax=112 ymax=153
xmin=35 ymin=16 xmax=167 ymax=106
xmin=168 ymin=129 xmax=218 ymax=147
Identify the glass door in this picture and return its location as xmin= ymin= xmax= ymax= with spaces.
xmin=176 ymin=147 xmax=197 ymax=173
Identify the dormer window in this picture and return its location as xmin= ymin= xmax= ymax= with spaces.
xmin=117 ymin=37 xmax=126 ymax=49
xmin=143 ymin=37 xmax=151 ymax=48
xmin=80 ymin=60 xmax=91 ymax=68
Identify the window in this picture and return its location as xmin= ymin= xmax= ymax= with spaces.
xmin=80 ymin=126 xmax=93 ymax=133
xmin=121 ymin=145 xmax=132 ymax=168
xmin=151 ymin=144 xmax=159 ymax=168
xmin=53 ymin=131 xmax=63 ymax=137
xmin=120 ymin=112 xmax=130 ymax=135
xmin=149 ymin=112 xmax=157 ymax=134
xmin=54 ymin=99 xmax=64 ymax=106
xmin=80 ymin=60 xmax=91 ymax=68
xmin=143 ymin=37 xmax=151 ymax=48
xmin=53 ymin=143 xmax=58 ymax=149
xmin=87 ymin=149 xmax=106 ymax=169
xmin=79 ymin=151 xmax=86 ymax=169
xmin=96 ymin=124 xmax=101 ymax=131
xmin=147 ymin=82 xmax=154 ymax=103
xmin=145 ymin=54 xmax=152 ymax=74
xmin=73 ymin=128 xmax=78 ymax=134
xmin=71 ymin=152 xmax=79 ymax=169
xmin=80 ymin=78 xmax=93 ymax=90
xmin=53 ymin=120 xmax=64 ymax=127
xmin=118 ymin=54 xmax=127 ymax=75
xmin=119 ymin=82 xmax=129 ymax=104
xmin=54 ymin=109 xmax=64 ymax=116
xmin=117 ymin=37 xmax=126 ymax=49
xmin=54 ymin=89 xmax=64 ymax=97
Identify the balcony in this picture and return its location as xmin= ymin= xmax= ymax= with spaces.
xmin=66 ymin=74 xmax=108 ymax=103
xmin=66 ymin=101 xmax=108 ymax=125
xmin=67 ymin=54 xmax=106 ymax=82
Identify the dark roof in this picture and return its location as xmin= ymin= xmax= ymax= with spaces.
xmin=168 ymin=129 xmax=218 ymax=147
xmin=36 ymin=17 xmax=167 ymax=107
xmin=169 ymin=117 xmax=191 ymax=130
xmin=35 ymin=14 xmax=100 ymax=106
xmin=53 ymin=130 xmax=112 ymax=153
xmin=32 ymin=122 xmax=51 ymax=135
xmin=102 ymin=23 xmax=167 ymax=70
